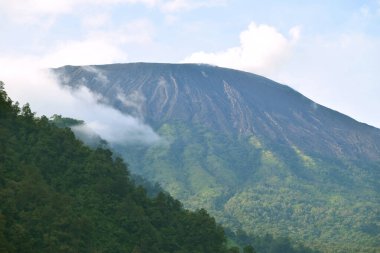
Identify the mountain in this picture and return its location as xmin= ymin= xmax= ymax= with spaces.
xmin=53 ymin=63 xmax=380 ymax=252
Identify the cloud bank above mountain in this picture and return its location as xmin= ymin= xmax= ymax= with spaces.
xmin=183 ymin=22 xmax=300 ymax=77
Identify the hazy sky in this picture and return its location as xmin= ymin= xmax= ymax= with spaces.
xmin=1 ymin=0 xmax=379 ymax=128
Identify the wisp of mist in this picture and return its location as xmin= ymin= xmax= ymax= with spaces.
xmin=1 ymin=60 xmax=161 ymax=146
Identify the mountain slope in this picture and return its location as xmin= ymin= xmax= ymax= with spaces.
xmin=0 ymin=82 xmax=228 ymax=253
xmin=53 ymin=63 xmax=380 ymax=252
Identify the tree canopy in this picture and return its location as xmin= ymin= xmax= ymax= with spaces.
xmin=0 ymin=83 xmax=228 ymax=253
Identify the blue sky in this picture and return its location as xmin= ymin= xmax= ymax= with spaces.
xmin=1 ymin=0 xmax=380 ymax=128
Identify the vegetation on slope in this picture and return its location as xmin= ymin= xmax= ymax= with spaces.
xmin=226 ymin=229 xmax=321 ymax=253
xmin=50 ymin=116 xmax=321 ymax=253
xmin=118 ymin=122 xmax=380 ymax=252
xmin=0 ymin=83 xmax=228 ymax=253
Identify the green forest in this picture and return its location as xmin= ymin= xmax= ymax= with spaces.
xmin=0 ymin=82 xmax=226 ymax=253
xmin=0 ymin=81 xmax=321 ymax=252
xmin=117 ymin=121 xmax=380 ymax=252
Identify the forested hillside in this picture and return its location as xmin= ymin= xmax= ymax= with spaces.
xmin=0 ymin=82 xmax=228 ymax=253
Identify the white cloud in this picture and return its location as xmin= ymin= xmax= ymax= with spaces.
xmin=356 ymin=1 xmax=380 ymax=19
xmin=114 ymin=19 xmax=155 ymax=44
xmin=1 ymin=15 xmax=156 ymax=68
xmin=39 ymin=38 xmax=128 ymax=67
xmin=160 ymin=0 xmax=226 ymax=12
xmin=359 ymin=5 xmax=370 ymax=18
xmin=116 ymin=89 xmax=146 ymax=118
xmin=62 ymin=85 xmax=160 ymax=145
xmin=0 ymin=0 xmax=158 ymax=16
xmin=81 ymin=66 xmax=110 ymax=87
xmin=183 ymin=22 xmax=300 ymax=77
xmin=81 ymin=13 xmax=110 ymax=29
xmin=26 ymin=17 xmax=154 ymax=68
xmin=0 ymin=57 xmax=161 ymax=145
xmin=161 ymin=0 xmax=193 ymax=12
xmin=0 ymin=0 xmax=71 ymax=16
xmin=0 ymin=0 xmax=159 ymax=27
xmin=0 ymin=0 xmax=222 ymax=24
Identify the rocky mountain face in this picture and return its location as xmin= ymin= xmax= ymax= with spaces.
xmin=53 ymin=63 xmax=380 ymax=252
xmin=54 ymin=63 xmax=380 ymax=161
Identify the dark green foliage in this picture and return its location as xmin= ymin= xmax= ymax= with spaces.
xmin=49 ymin=114 xmax=84 ymax=128
xmin=243 ymin=245 xmax=256 ymax=253
xmin=228 ymin=247 xmax=240 ymax=253
xmin=49 ymin=115 xmax=107 ymax=148
xmin=226 ymin=229 xmax=320 ymax=253
xmin=0 ymin=86 xmax=228 ymax=253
